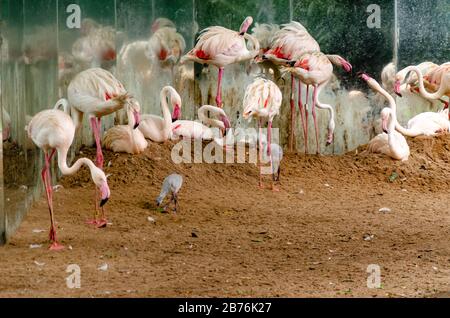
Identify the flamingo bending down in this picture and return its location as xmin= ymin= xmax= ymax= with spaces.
xmin=103 ymin=106 xmax=148 ymax=154
xmin=181 ymin=16 xmax=259 ymax=108
xmin=395 ymin=63 xmax=450 ymax=115
xmin=138 ymin=86 xmax=182 ymax=143
xmin=27 ymin=106 xmax=111 ymax=250
xmin=156 ymin=173 xmax=183 ymax=214
xmin=363 ymin=73 xmax=449 ymax=137
xmin=242 ymin=78 xmax=282 ymax=188
xmin=250 ymin=23 xmax=280 ymax=78
xmin=282 ymin=51 xmax=336 ymax=153
xmin=67 ymin=68 xmax=141 ymax=169
xmin=171 ymin=105 xmax=231 ymax=141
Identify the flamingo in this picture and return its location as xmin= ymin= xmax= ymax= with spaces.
xmin=2 ymin=107 xmax=11 ymax=142
xmin=395 ymin=62 xmax=450 ymax=116
xmin=281 ymin=51 xmax=336 ymax=153
xmin=242 ymin=78 xmax=282 ymax=188
xmin=156 ymin=174 xmax=183 ymax=214
xmin=263 ymin=21 xmax=351 ymax=152
xmin=250 ymin=23 xmax=280 ymax=78
xmin=27 ymin=102 xmax=111 ymax=250
xmin=181 ymin=16 xmax=260 ymax=109
xmin=171 ymin=105 xmax=231 ymax=141
xmin=260 ymin=134 xmax=283 ymax=192
xmin=67 ymin=67 xmax=141 ymax=169
xmin=362 ymin=73 xmax=449 ymax=137
xmin=366 ymin=107 xmax=410 ymax=161
xmin=138 ymin=86 xmax=182 ymax=143
xmin=103 ymin=106 xmax=148 ymax=154
xmin=146 ymin=26 xmax=186 ymax=75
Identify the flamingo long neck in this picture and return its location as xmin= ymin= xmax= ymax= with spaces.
xmin=160 ymin=87 xmax=174 ymax=139
xmin=54 ymin=98 xmax=70 ymax=115
xmin=387 ymin=110 xmax=404 ymax=160
xmin=235 ymin=34 xmax=260 ymax=63
xmin=198 ymin=106 xmax=224 ymax=128
xmin=405 ymin=66 xmax=446 ymax=100
xmin=374 ymin=81 xmax=420 ymax=137
xmin=57 ymin=146 xmax=96 ymax=176
xmin=315 ymin=83 xmax=335 ymax=128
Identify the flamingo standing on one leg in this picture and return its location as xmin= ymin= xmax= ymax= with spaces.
xmin=181 ymin=16 xmax=259 ymax=112
xmin=67 ymin=67 xmax=141 ymax=169
xmin=27 ymin=105 xmax=111 ymax=250
xmin=242 ymin=77 xmax=282 ymax=188
xmin=138 ymin=86 xmax=182 ymax=143
xmin=281 ymin=52 xmax=336 ymax=153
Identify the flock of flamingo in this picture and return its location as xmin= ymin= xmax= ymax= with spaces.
xmin=2 ymin=16 xmax=448 ymax=250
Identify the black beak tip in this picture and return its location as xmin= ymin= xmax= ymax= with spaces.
xmin=383 ymin=129 xmax=388 ymax=134
xmin=395 ymin=92 xmax=402 ymax=98
xmin=326 ymin=142 xmax=331 ymax=146
xmin=287 ymin=61 xmax=296 ymax=67
xmin=172 ymin=118 xmax=177 ymax=123
xmin=133 ymin=123 xmax=139 ymax=129
xmin=100 ymin=198 xmax=109 ymax=207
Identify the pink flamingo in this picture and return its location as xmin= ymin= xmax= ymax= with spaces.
xmin=242 ymin=78 xmax=282 ymax=188
xmin=67 ymin=68 xmax=141 ymax=169
xmin=181 ymin=16 xmax=260 ymax=111
xmin=263 ymin=21 xmax=351 ymax=152
xmin=27 ymin=102 xmax=111 ymax=250
xmin=282 ymin=52 xmax=336 ymax=154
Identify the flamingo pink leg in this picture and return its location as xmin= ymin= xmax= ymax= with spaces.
xmin=41 ymin=149 xmax=64 ymax=251
xmin=289 ymin=74 xmax=296 ymax=151
xmin=216 ymin=67 xmax=224 ymax=107
xmin=90 ymin=117 xmax=104 ymax=169
xmin=298 ymin=81 xmax=307 ymax=154
xmin=312 ymin=85 xmax=320 ymax=154
xmin=305 ymin=84 xmax=310 ymax=153
xmin=258 ymin=118 xmax=263 ymax=189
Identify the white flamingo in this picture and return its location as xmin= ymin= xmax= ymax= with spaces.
xmin=156 ymin=174 xmax=183 ymax=214
xmin=67 ymin=67 xmax=141 ymax=169
xmin=395 ymin=62 xmax=450 ymax=113
xmin=367 ymin=107 xmax=410 ymax=161
xmin=171 ymin=105 xmax=231 ymax=141
xmin=363 ymin=73 xmax=449 ymax=137
xmin=242 ymin=78 xmax=282 ymax=188
xmin=103 ymin=106 xmax=148 ymax=154
xmin=27 ymin=102 xmax=111 ymax=250
xmin=138 ymin=86 xmax=182 ymax=143
xmin=181 ymin=16 xmax=260 ymax=108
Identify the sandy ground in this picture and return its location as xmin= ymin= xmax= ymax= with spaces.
xmin=1 ymin=135 xmax=450 ymax=298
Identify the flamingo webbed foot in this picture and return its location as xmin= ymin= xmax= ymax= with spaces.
xmin=49 ymin=242 xmax=64 ymax=251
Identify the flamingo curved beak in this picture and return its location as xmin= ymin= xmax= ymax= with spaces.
xmin=394 ymin=80 xmax=402 ymax=97
xmin=133 ymin=111 xmax=141 ymax=129
xmin=172 ymin=104 xmax=181 ymax=122
xmin=99 ymin=182 xmax=110 ymax=207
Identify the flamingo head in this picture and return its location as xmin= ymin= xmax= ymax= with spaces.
xmin=171 ymin=91 xmax=182 ymax=122
xmin=359 ymin=73 xmax=383 ymax=93
xmin=393 ymin=74 xmax=403 ymax=97
xmin=326 ymin=120 xmax=336 ymax=146
xmin=380 ymin=107 xmax=391 ymax=134
xmin=127 ymin=98 xmax=141 ymax=129
xmin=91 ymin=167 xmax=110 ymax=207
xmin=338 ymin=57 xmax=352 ymax=73
xmin=220 ymin=114 xmax=231 ymax=132
xmin=239 ymin=16 xmax=253 ymax=35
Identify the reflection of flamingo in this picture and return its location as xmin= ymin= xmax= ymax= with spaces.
xmin=395 ymin=63 xmax=450 ymax=115
xmin=181 ymin=16 xmax=259 ymax=108
xmin=2 ymin=107 xmax=10 ymax=141
xmin=282 ymin=52 xmax=336 ymax=153
xmin=103 ymin=106 xmax=148 ymax=154
xmin=171 ymin=105 xmax=230 ymax=140
xmin=27 ymin=106 xmax=111 ymax=250
xmin=243 ymin=78 xmax=282 ymax=188
xmin=139 ymin=86 xmax=182 ymax=143
xmin=67 ymin=68 xmax=141 ymax=169
xmin=363 ymin=73 xmax=449 ymax=137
